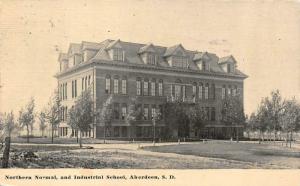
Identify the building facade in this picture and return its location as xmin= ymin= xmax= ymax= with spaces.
xmin=55 ymin=39 xmax=247 ymax=140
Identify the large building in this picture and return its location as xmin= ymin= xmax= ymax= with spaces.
xmin=55 ymin=39 xmax=247 ymax=140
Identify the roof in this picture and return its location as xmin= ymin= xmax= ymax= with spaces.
xmin=138 ymin=43 xmax=156 ymax=54
xmin=81 ymin=41 xmax=103 ymax=50
xmin=58 ymin=53 xmax=68 ymax=61
xmin=163 ymin=44 xmax=185 ymax=57
xmin=218 ymin=55 xmax=237 ymax=64
xmin=60 ymin=39 xmax=247 ymax=78
xmin=67 ymin=43 xmax=81 ymax=55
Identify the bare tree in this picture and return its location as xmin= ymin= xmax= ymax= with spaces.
xmin=45 ymin=90 xmax=61 ymax=143
xmin=38 ymin=111 xmax=47 ymax=137
xmin=97 ymin=95 xmax=113 ymax=144
xmin=221 ymin=95 xmax=246 ymax=142
xmin=279 ymin=98 xmax=299 ymax=148
xmin=19 ymin=97 xmax=35 ymax=143
xmin=67 ymin=88 xmax=93 ymax=148
xmin=125 ymin=97 xmax=142 ymax=141
xmin=151 ymin=108 xmax=161 ymax=144
xmin=1 ymin=111 xmax=17 ymax=168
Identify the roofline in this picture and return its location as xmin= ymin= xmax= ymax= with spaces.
xmin=55 ymin=60 xmax=248 ymax=80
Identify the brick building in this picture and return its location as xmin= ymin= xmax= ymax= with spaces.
xmin=55 ymin=39 xmax=247 ymax=139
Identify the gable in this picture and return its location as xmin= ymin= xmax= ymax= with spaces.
xmin=173 ymin=44 xmax=187 ymax=57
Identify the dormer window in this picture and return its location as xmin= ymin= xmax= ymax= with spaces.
xmin=113 ymin=48 xmax=124 ymax=61
xmin=219 ymin=55 xmax=237 ymax=73
xmin=138 ymin=43 xmax=157 ymax=65
xmin=147 ymin=53 xmax=156 ymax=65
xmin=172 ymin=56 xmax=188 ymax=68
xmin=227 ymin=64 xmax=231 ymax=73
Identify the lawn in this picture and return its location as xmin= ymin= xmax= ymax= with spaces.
xmin=144 ymin=141 xmax=300 ymax=168
xmin=3 ymin=141 xmax=300 ymax=168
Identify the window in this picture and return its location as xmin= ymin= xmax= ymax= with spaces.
xmin=72 ymin=80 xmax=76 ymax=98
xmin=122 ymin=79 xmax=127 ymax=94
xmin=72 ymin=81 xmax=74 ymax=98
xmin=121 ymin=105 xmax=127 ymax=120
xmin=151 ymin=106 xmax=156 ymax=120
xmin=228 ymin=86 xmax=231 ymax=97
xmin=192 ymin=83 xmax=196 ymax=96
xmin=65 ymin=106 xmax=68 ymax=121
xmin=147 ymin=53 xmax=156 ymax=65
xmin=174 ymin=85 xmax=181 ymax=98
xmin=199 ymin=83 xmax=203 ymax=99
xmin=173 ymin=56 xmax=188 ymax=68
xmin=232 ymin=85 xmax=237 ymax=96
xmin=227 ymin=64 xmax=231 ymax=73
xmin=205 ymin=107 xmax=210 ymax=120
xmin=113 ymin=103 xmax=120 ymax=120
xmin=85 ymin=77 xmax=87 ymax=90
xmin=60 ymin=84 xmax=63 ymax=100
xmin=222 ymin=85 xmax=226 ymax=99
xmin=105 ymin=76 xmax=111 ymax=93
xmin=136 ymin=78 xmax=141 ymax=95
xmin=113 ymin=77 xmax=119 ymax=94
xmin=182 ymin=85 xmax=186 ymax=99
xmin=65 ymin=83 xmax=67 ymax=100
xmin=114 ymin=127 xmax=120 ymax=137
xmin=205 ymin=83 xmax=209 ymax=100
xmin=202 ymin=61 xmax=206 ymax=70
xmin=88 ymin=75 xmax=91 ymax=85
xmin=82 ymin=78 xmax=84 ymax=90
xmin=158 ymin=80 xmax=163 ymax=96
xmin=113 ymin=48 xmax=124 ymax=61
xmin=211 ymin=107 xmax=216 ymax=121
xmin=159 ymin=105 xmax=163 ymax=119
xmin=151 ymin=81 xmax=156 ymax=96
xmin=211 ymin=84 xmax=215 ymax=99
xmin=143 ymin=80 xmax=149 ymax=96
xmin=143 ymin=105 xmax=149 ymax=120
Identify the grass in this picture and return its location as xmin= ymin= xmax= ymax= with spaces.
xmin=4 ymin=140 xmax=300 ymax=168
xmin=144 ymin=141 xmax=300 ymax=168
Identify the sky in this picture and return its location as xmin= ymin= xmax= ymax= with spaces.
xmin=0 ymin=0 xmax=299 ymax=115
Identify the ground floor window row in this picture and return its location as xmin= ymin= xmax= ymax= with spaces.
xmin=112 ymin=103 xmax=164 ymax=121
xmin=59 ymin=127 xmax=92 ymax=138
xmin=59 ymin=74 xmax=92 ymax=101
xmin=100 ymin=126 xmax=165 ymax=138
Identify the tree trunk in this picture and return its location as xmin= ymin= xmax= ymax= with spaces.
xmin=79 ymin=131 xmax=82 ymax=148
xmin=286 ymin=132 xmax=289 ymax=147
xmin=26 ymin=125 xmax=30 ymax=143
xmin=236 ymin=127 xmax=239 ymax=143
xmin=259 ymin=130 xmax=261 ymax=144
xmin=274 ymin=130 xmax=276 ymax=144
xmin=290 ymin=131 xmax=293 ymax=148
xmin=2 ymin=137 xmax=11 ymax=168
xmin=51 ymin=124 xmax=54 ymax=144
xmin=104 ymin=125 xmax=106 ymax=144
xmin=76 ymin=129 xmax=79 ymax=143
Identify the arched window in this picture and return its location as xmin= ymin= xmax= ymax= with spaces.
xmin=205 ymin=83 xmax=209 ymax=100
xmin=222 ymin=85 xmax=226 ymax=99
xmin=228 ymin=85 xmax=232 ymax=97
xmin=192 ymin=82 xmax=197 ymax=96
xmin=232 ymin=85 xmax=237 ymax=96
xmin=143 ymin=78 xmax=149 ymax=96
xmin=174 ymin=79 xmax=182 ymax=98
xmin=158 ymin=79 xmax=163 ymax=96
xmin=211 ymin=83 xmax=215 ymax=99
xmin=105 ymin=75 xmax=111 ymax=94
xmin=136 ymin=77 xmax=142 ymax=95
xmin=121 ymin=76 xmax=127 ymax=94
xmin=113 ymin=76 xmax=119 ymax=94
xmin=199 ymin=83 xmax=203 ymax=99
xmin=151 ymin=79 xmax=156 ymax=96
